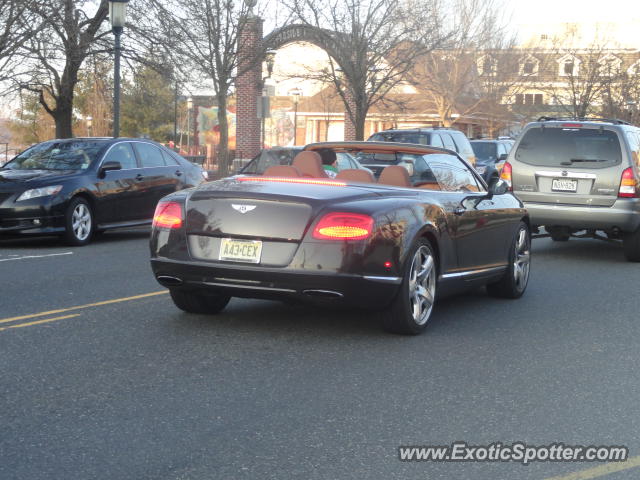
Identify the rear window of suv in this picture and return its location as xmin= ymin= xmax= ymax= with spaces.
xmin=515 ymin=127 xmax=622 ymax=169
xmin=369 ymin=132 xmax=431 ymax=145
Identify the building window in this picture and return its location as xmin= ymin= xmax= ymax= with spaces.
xmin=541 ymin=34 xmax=548 ymax=40
xmin=563 ymin=60 xmax=574 ymax=75
xmin=478 ymin=55 xmax=497 ymax=76
xmin=515 ymin=94 xmax=544 ymax=106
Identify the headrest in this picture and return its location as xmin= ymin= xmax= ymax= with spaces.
xmin=335 ymin=169 xmax=375 ymax=183
xmin=263 ymin=165 xmax=301 ymax=177
xmin=378 ymin=165 xmax=412 ymax=187
xmin=292 ymin=151 xmax=328 ymax=178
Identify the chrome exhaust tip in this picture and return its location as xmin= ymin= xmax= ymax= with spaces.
xmin=156 ymin=275 xmax=183 ymax=287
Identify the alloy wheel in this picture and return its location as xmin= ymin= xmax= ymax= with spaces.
xmin=513 ymin=227 xmax=531 ymax=291
xmin=72 ymin=203 xmax=92 ymax=241
xmin=408 ymin=246 xmax=436 ymax=325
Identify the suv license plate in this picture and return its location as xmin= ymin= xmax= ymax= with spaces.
xmin=552 ymin=179 xmax=578 ymax=192
xmin=219 ymin=238 xmax=262 ymax=263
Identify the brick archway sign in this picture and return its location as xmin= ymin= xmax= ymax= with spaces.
xmin=236 ymin=19 xmax=356 ymax=163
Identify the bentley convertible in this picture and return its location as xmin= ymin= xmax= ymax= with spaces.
xmin=150 ymin=142 xmax=531 ymax=334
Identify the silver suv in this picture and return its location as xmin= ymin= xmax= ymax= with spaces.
xmin=368 ymin=127 xmax=476 ymax=166
xmin=503 ymin=118 xmax=640 ymax=261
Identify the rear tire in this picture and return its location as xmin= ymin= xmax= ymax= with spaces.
xmin=63 ymin=197 xmax=94 ymax=246
xmin=170 ymin=289 xmax=231 ymax=314
xmin=623 ymin=228 xmax=640 ymax=262
xmin=381 ymin=239 xmax=437 ymax=335
xmin=487 ymin=222 xmax=531 ymax=299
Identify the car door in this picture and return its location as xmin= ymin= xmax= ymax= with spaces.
xmin=94 ymin=142 xmax=143 ymax=223
xmin=133 ymin=142 xmax=180 ymax=219
xmin=425 ymin=153 xmax=507 ymax=271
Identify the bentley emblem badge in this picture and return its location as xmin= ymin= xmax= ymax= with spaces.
xmin=232 ymin=204 xmax=256 ymax=214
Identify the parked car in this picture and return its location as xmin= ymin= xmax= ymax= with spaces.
xmin=239 ymin=147 xmax=373 ymax=175
xmin=0 ymin=137 xmax=207 ymax=245
xmin=150 ymin=141 xmax=530 ymax=335
xmin=470 ymin=139 xmax=514 ymax=183
xmin=367 ymin=127 xmax=476 ymax=166
xmin=502 ymin=117 xmax=640 ymax=261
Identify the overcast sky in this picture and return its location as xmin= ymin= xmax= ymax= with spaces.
xmin=508 ymin=0 xmax=639 ymax=25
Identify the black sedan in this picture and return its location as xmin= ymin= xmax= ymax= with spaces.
xmin=0 ymin=138 xmax=207 ymax=245
xmin=150 ymin=142 xmax=530 ymax=334
xmin=470 ymin=139 xmax=513 ymax=183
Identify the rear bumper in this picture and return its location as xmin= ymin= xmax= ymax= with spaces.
xmin=524 ymin=198 xmax=640 ymax=232
xmin=151 ymin=258 xmax=402 ymax=308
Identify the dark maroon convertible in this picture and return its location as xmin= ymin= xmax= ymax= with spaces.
xmin=150 ymin=142 xmax=530 ymax=334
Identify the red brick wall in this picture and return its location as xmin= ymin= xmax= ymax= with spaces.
xmin=343 ymin=88 xmax=357 ymax=141
xmin=236 ymin=17 xmax=264 ymax=162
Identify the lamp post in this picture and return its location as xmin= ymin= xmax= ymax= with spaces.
xmin=261 ymin=50 xmax=277 ymax=148
xmin=86 ymin=116 xmax=93 ymax=137
xmin=108 ymin=0 xmax=129 ymax=138
xmin=288 ymin=87 xmax=302 ymax=145
xmin=186 ymin=96 xmax=193 ymax=154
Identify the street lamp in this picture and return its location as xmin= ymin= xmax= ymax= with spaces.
xmin=288 ymin=87 xmax=303 ymax=145
xmin=186 ymin=96 xmax=193 ymax=154
xmin=261 ymin=50 xmax=277 ymax=148
xmin=86 ymin=116 xmax=93 ymax=137
xmin=108 ymin=0 xmax=130 ymax=138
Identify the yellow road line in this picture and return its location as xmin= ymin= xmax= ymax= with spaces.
xmin=0 ymin=291 xmax=168 ymax=325
xmin=544 ymin=455 xmax=640 ymax=480
xmin=0 ymin=314 xmax=81 ymax=332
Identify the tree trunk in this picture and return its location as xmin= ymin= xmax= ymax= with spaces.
xmin=216 ymin=94 xmax=230 ymax=176
xmin=54 ymin=104 xmax=74 ymax=138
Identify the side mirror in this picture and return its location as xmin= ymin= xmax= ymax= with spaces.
xmin=99 ymin=160 xmax=122 ymax=178
xmin=497 ymin=153 xmax=508 ymax=162
xmin=488 ymin=178 xmax=509 ymax=196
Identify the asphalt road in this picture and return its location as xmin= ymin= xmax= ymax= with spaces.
xmin=1 ymin=229 xmax=639 ymax=480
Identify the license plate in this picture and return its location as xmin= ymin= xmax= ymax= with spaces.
xmin=219 ymin=238 xmax=262 ymax=263
xmin=552 ymin=179 xmax=578 ymax=192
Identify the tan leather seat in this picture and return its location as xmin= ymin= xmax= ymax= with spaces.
xmin=335 ymin=169 xmax=375 ymax=183
xmin=292 ymin=151 xmax=328 ymax=178
xmin=378 ymin=165 xmax=412 ymax=187
xmin=416 ymin=182 xmax=441 ymax=190
xmin=263 ymin=165 xmax=301 ymax=177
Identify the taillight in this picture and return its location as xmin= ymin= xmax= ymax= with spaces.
xmin=153 ymin=201 xmax=183 ymax=229
xmin=561 ymin=123 xmax=583 ymax=128
xmin=500 ymin=161 xmax=513 ymax=190
xmin=313 ymin=212 xmax=374 ymax=240
xmin=618 ymin=167 xmax=638 ymax=198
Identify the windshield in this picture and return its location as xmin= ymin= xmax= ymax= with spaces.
xmin=515 ymin=127 xmax=622 ymax=168
xmin=240 ymin=148 xmax=302 ymax=174
xmin=471 ymin=142 xmax=497 ymax=162
xmin=3 ymin=140 xmax=108 ymax=171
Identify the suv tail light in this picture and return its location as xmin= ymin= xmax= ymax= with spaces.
xmin=153 ymin=201 xmax=183 ymax=229
xmin=313 ymin=212 xmax=374 ymax=240
xmin=500 ymin=161 xmax=513 ymax=190
xmin=618 ymin=167 xmax=638 ymax=198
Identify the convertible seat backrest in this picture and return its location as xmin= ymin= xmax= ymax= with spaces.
xmin=292 ymin=151 xmax=328 ymax=178
xmin=378 ymin=165 xmax=412 ymax=187
xmin=263 ymin=165 xmax=301 ymax=177
xmin=335 ymin=169 xmax=376 ymax=183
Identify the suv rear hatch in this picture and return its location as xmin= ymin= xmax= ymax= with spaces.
xmin=512 ymin=124 xmax=625 ymax=207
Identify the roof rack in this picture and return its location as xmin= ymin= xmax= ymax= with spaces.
xmin=537 ymin=116 xmax=631 ymax=126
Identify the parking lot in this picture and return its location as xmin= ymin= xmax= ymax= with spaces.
xmin=1 ymin=229 xmax=639 ymax=480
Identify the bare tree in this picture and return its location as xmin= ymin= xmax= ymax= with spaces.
xmin=410 ymin=0 xmax=517 ymax=130
xmin=18 ymin=0 xmax=109 ymax=138
xmin=285 ymin=0 xmax=445 ymax=140
xmin=138 ymin=0 xmax=264 ymax=175
xmin=0 ymin=0 xmax=36 ymax=83
xmin=537 ymin=32 xmax=617 ymax=119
